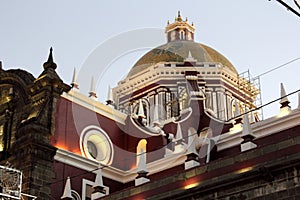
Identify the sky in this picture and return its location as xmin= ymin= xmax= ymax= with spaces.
xmin=0 ymin=0 xmax=300 ymax=119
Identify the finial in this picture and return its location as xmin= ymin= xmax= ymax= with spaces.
xmin=184 ymin=50 xmax=197 ymax=62
xmin=91 ymin=164 xmax=107 ymax=199
xmin=135 ymin=148 xmax=150 ymax=186
xmin=61 ymin=177 xmax=72 ymax=199
xmin=175 ymin=10 xmax=182 ymax=22
xmin=43 ymin=47 xmax=57 ymax=70
xmin=186 ymin=17 xmax=188 ymax=21
xmin=240 ymin=113 xmax=257 ymax=152
xmin=90 ymin=76 xmax=95 ymax=92
xmin=92 ymin=164 xmax=106 ymax=196
xmin=188 ymin=51 xmax=192 ymax=58
xmin=106 ymin=85 xmax=114 ymax=106
xmin=94 ymin=164 xmax=104 ymax=188
xmin=167 ymin=20 xmax=170 ymax=25
xmin=137 ymin=99 xmax=146 ymax=118
xmin=242 ymin=113 xmax=253 ymax=136
xmin=137 ymin=149 xmax=148 ymax=173
xmin=0 ymin=61 xmax=2 ymax=70
xmin=89 ymin=76 xmax=98 ymax=100
xmin=278 ymin=83 xmax=291 ymax=117
xmin=192 ymin=22 xmax=194 ymax=26
xmin=279 ymin=83 xmax=290 ymax=107
xmin=279 ymin=83 xmax=290 ymax=108
xmin=175 ymin=123 xmax=183 ymax=141
xmin=71 ymin=67 xmax=79 ymax=89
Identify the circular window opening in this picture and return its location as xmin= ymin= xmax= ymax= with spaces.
xmin=86 ymin=134 xmax=108 ymax=161
xmin=87 ymin=141 xmax=98 ymax=159
xmin=80 ymin=126 xmax=114 ymax=165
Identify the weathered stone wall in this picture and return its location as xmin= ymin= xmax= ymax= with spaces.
xmin=0 ymin=51 xmax=70 ymax=199
xmin=196 ymin=166 xmax=300 ymax=200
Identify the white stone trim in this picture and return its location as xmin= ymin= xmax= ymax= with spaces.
xmin=53 ymin=108 xmax=300 ymax=184
xmin=241 ymin=142 xmax=257 ymax=152
xmin=135 ymin=177 xmax=150 ymax=186
xmin=82 ymin=179 xmax=94 ymax=200
xmin=129 ymin=117 xmax=163 ymax=136
xmin=116 ymin=63 xmax=241 ymax=97
xmin=185 ymin=160 xmax=200 ymax=170
xmin=62 ymin=90 xmax=126 ymax=125
xmin=79 ymin=125 xmax=114 ymax=165
xmin=217 ymin=109 xmax=300 ymax=151
xmin=55 ymin=148 xmax=187 ymax=183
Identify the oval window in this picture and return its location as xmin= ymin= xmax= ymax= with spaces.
xmin=80 ymin=126 xmax=113 ymax=165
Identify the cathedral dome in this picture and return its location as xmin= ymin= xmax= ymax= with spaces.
xmin=127 ymin=40 xmax=237 ymax=77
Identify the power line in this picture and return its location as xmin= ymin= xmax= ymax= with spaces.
xmin=255 ymin=57 xmax=300 ymax=78
xmin=250 ymin=56 xmax=300 ymax=120
xmin=44 ymin=88 xmax=300 ymax=200
xmin=295 ymin=0 xmax=300 ymax=10
xmin=271 ymin=0 xmax=300 ymax=18
xmin=43 ymin=57 xmax=300 ymax=194
xmin=227 ymin=87 xmax=300 ymax=122
xmin=47 ymin=86 xmax=300 ymax=189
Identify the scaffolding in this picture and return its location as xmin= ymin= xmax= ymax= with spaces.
xmin=238 ymin=70 xmax=264 ymax=120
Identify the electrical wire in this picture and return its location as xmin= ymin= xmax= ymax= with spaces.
xmin=45 ymin=87 xmax=300 ymax=192
xmin=227 ymin=87 xmax=300 ymax=122
xmin=41 ymin=56 xmax=300 ymax=196
xmin=272 ymin=0 xmax=300 ymax=17
xmin=254 ymin=57 xmax=300 ymax=78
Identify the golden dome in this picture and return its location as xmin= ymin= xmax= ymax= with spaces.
xmin=127 ymin=40 xmax=237 ymax=77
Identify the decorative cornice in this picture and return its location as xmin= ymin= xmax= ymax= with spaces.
xmin=217 ymin=108 xmax=300 ymax=151
xmin=115 ymin=62 xmax=254 ymax=101
xmin=55 ymin=148 xmax=186 ymax=183
xmin=62 ymin=90 xmax=127 ymax=125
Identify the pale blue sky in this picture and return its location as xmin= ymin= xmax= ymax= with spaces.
xmin=1 ymin=1 xmax=300 ymax=118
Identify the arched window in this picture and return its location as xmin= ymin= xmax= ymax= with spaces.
xmin=180 ymin=31 xmax=185 ymax=40
xmin=178 ymin=86 xmax=188 ymax=111
xmin=231 ymin=99 xmax=237 ymax=117
xmin=180 ymin=92 xmax=188 ymax=110
xmin=136 ymin=139 xmax=147 ymax=166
